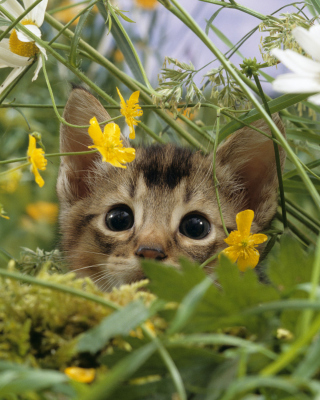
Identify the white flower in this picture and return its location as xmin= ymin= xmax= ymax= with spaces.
xmin=271 ymin=25 xmax=320 ymax=105
xmin=0 ymin=0 xmax=48 ymax=94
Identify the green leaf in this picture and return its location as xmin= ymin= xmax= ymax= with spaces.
xmin=69 ymin=1 xmax=95 ymax=67
xmin=309 ymin=0 xmax=320 ymax=14
xmin=96 ymin=1 xmax=145 ymax=84
xmin=77 ymin=300 xmax=150 ymax=354
xmin=142 ymin=258 xmax=208 ymax=303
xmin=294 ymin=334 xmax=320 ymax=379
xmin=219 ymin=93 xmax=310 ymax=142
xmin=268 ymin=233 xmax=314 ymax=293
xmin=80 ymin=342 xmax=157 ymax=400
xmin=0 ymin=367 xmax=68 ymax=396
xmin=206 ymin=23 xmax=245 ymax=59
xmin=168 ymin=278 xmax=212 ymax=334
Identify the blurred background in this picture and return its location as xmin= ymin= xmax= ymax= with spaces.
xmin=0 ymin=0 xmax=315 ymax=262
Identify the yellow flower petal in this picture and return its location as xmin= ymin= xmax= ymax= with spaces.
xmin=237 ymin=248 xmax=260 ymax=272
xmin=222 ymin=246 xmax=239 ymax=263
xmin=248 ymin=233 xmax=268 ymax=246
xmin=27 ymin=135 xmax=47 ymax=187
xmin=116 ymin=88 xmax=143 ymax=139
xmin=222 ymin=209 xmax=267 ymax=272
xmin=88 ymin=118 xmax=135 ymax=168
xmin=64 ymin=367 xmax=95 ymax=383
xmin=236 ymin=209 xmax=254 ymax=237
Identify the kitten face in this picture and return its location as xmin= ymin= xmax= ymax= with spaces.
xmin=57 ymin=88 xmax=286 ymax=290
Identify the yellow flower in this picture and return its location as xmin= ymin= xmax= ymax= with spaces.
xmin=26 ymin=201 xmax=59 ymax=224
xmin=221 ymin=210 xmax=268 ymax=272
xmin=88 ymin=117 xmax=135 ymax=168
xmin=117 ymin=88 xmax=143 ymax=139
xmin=64 ymin=367 xmax=95 ymax=383
xmin=0 ymin=204 xmax=9 ymax=220
xmin=135 ymin=0 xmax=158 ymax=9
xmin=27 ymin=135 xmax=47 ymax=187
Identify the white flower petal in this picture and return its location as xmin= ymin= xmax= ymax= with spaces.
xmin=0 ymin=0 xmax=24 ymax=19
xmin=307 ymin=93 xmax=320 ymax=105
xmin=0 ymin=66 xmax=26 ymax=94
xmin=271 ymin=48 xmax=320 ymax=76
xmin=0 ymin=39 xmax=31 ymax=67
xmin=272 ymin=73 xmax=320 ymax=93
xmin=16 ymin=25 xmax=41 ymax=42
xmin=36 ymin=44 xmax=47 ymax=59
xmin=293 ymin=26 xmax=320 ymax=62
xmin=23 ymin=0 xmax=48 ymax=26
xmin=32 ymin=54 xmax=42 ymax=81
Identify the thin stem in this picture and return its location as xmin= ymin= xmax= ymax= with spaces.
xmin=213 ymin=110 xmax=228 ymax=237
xmin=44 ymin=13 xmax=206 ymax=151
xmin=253 ymin=74 xmax=287 ymax=229
xmin=285 ymin=202 xmax=319 ymax=235
xmin=41 ymin=54 xmax=121 ymax=128
xmin=108 ymin=5 xmax=154 ymax=94
xmin=200 ymin=252 xmax=220 ymax=269
xmin=299 ymin=235 xmax=320 ymax=337
xmin=141 ymin=325 xmax=186 ymax=400
xmin=167 ymin=0 xmax=320 ymax=211
xmin=261 ymin=312 xmax=320 ymax=376
xmin=276 ymin=212 xmax=315 ymax=247
xmin=285 ymin=198 xmax=320 ymax=229
xmin=0 ymin=269 xmax=120 ymax=310
xmin=0 ymin=0 xmax=43 ymax=42
xmin=0 ymin=162 xmax=30 ymax=177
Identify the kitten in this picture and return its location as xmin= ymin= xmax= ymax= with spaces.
xmin=57 ymin=87 xmax=285 ymax=290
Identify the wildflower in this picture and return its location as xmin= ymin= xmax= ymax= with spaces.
xmin=271 ymin=25 xmax=320 ymax=105
xmin=0 ymin=0 xmax=48 ymax=94
xmin=135 ymin=0 xmax=158 ymax=9
xmin=27 ymin=135 xmax=47 ymax=187
xmin=88 ymin=117 xmax=135 ymax=168
xmin=222 ymin=210 xmax=267 ymax=272
xmin=64 ymin=367 xmax=95 ymax=383
xmin=26 ymin=201 xmax=58 ymax=224
xmin=0 ymin=204 xmax=9 ymax=220
xmin=117 ymin=88 xmax=143 ymax=139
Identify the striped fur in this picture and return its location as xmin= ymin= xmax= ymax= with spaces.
xmin=57 ymin=88 xmax=286 ymax=290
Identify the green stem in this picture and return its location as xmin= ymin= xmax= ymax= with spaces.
xmin=44 ymin=13 xmax=206 ymax=150
xmin=285 ymin=198 xmax=320 ymax=229
xmin=0 ymin=63 xmax=34 ymax=105
xmin=276 ymin=212 xmax=315 ymax=247
xmin=261 ymin=312 xmax=320 ymax=376
xmin=285 ymin=202 xmax=319 ymax=234
xmin=0 ymin=162 xmax=30 ymax=177
xmin=198 ymin=0 xmax=274 ymax=21
xmin=0 ymin=269 xmax=120 ymax=310
xmin=141 ymin=325 xmax=186 ymax=400
xmin=167 ymin=0 xmax=320 ymax=211
xmin=108 ymin=5 xmax=155 ymax=94
xmin=48 ymin=0 xmax=90 ymax=14
xmin=41 ymin=54 xmax=121 ymax=128
xmin=0 ymin=0 xmax=43 ymax=42
xmin=213 ymin=110 xmax=228 ymax=237
xmin=253 ymin=74 xmax=287 ymax=229
xmin=200 ymin=251 xmax=220 ymax=269
xmin=299 ymin=235 xmax=320 ymax=337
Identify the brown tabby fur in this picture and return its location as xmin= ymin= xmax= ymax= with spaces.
xmin=57 ymin=87 xmax=286 ymax=291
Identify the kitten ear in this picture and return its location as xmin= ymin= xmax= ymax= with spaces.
xmin=57 ymin=87 xmax=111 ymax=203
xmin=216 ymin=114 xmax=286 ymax=228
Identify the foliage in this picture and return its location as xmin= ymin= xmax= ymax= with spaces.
xmin=0 ymin=235 xmax=320 ymax=399
xmin=1 ymin=0 xmax=320 ymax=398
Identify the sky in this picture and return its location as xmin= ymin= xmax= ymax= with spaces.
xmin=101 ymin=1 xmax=309 ymax=94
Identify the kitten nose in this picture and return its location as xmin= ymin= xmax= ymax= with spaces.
xmin=135 ymin=246 xmax=166 ymax=260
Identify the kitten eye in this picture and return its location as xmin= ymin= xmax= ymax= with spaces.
xmin=179 ymin=213 xmax=211 ymax=240
xmin=105 ymin=206 xmax=134 ymax=232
